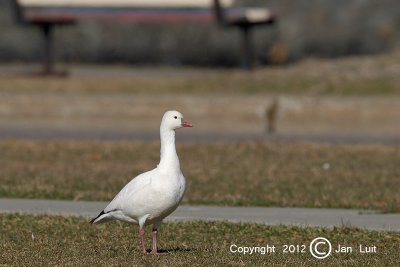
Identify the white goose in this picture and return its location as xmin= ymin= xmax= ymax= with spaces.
xmin=90 ymin=110 xmax=193 ymax=255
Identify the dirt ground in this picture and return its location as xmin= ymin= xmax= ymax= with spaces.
xmin=1 ymin=92 xmax=400 ymax=137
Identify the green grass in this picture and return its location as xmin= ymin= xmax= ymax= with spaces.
xmin=1 ymin=51 xmax=400 ymax=95
xmin=0 ymin=214 xmax=399 ymax=266
xmin=1 ymin=140 xmax=399 ymax=212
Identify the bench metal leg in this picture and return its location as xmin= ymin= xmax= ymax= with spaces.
xmin=39 ymin=23 xmax=65 ymax=75
xmin=38 ymin=23 xmax=67 ymax=76
xmin=41 ymin=23 xmax=55 ymax=75
xmin=240 ymin=26 xmax=253 ymax=70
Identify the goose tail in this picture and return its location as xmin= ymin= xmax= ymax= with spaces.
xmin=90 ymin=210 xmax=111 ymax=224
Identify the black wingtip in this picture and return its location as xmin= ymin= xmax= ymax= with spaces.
xmin=89 ymin=210 xmax=105 ymax=224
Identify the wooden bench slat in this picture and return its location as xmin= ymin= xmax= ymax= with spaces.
xmin=21 ymin=6 xmax=274 ymax=24
xmin=24 ymin=7 xmax=215 ymax=23
xmin=17 ymin=0 xmax=274 ymax=25
xmin=18 ymin=0 xmax=233 ymax=8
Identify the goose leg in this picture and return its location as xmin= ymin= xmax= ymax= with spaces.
xmin=151 ymin=228 xmax=158 ymax=254
xmin=138 ymin=216 xmax=149 ymax=254
xmin=139 ymin=228 xmax=147 ymax=254
xmin=151 ymin=222 xmax=163 ymax=255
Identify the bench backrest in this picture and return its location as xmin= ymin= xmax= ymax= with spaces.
xmin=14 ymin=0 xmax=235 ymax=24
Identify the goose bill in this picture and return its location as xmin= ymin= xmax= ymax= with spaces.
xmin=181 ymin=119 xmax=193 ymax=127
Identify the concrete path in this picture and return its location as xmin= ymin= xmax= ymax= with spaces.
xmin=1 ymin=198 xmax=399 ymax=232
xmin=1 ymin=127 xmax=400 ymax=145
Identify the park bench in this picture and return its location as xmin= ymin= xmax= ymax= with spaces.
xmin=12 ymin=0 xmax=276 ymax=73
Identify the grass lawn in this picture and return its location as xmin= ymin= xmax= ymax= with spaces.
xmin=1 ymin=51 xmax=399 ymax=95
xmin=0 ymin=214 xmax=399 ymax=266
xmin=1 ymin=140 xmax=399 ymax=212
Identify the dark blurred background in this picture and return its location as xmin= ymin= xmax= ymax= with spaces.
xmin=0 ymin=0 xmax=399 ymax=66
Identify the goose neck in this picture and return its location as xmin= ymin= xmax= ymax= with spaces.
xmin=158 ymin=128 xmax=180 ymax=172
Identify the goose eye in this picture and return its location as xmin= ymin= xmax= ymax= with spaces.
xmin=174 ymin=116 xmax=177 ymax=119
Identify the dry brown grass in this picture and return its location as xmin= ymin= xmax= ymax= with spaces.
xmin=1 ymin=140 xmax=399 ymax=212
xmin=1 ymin=214 xmax=399 ymax=266
xmin=0 ymin=51 xmax=399 ymax=95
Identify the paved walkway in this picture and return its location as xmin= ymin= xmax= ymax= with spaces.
xmin=0 ymin=198 xmax=399 ymax=232
xmin=1 ymin=127 xmax=400 ymax=145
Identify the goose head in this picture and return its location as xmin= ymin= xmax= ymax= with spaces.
xmin=161 ymin=110 xmax=193 ymax=131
